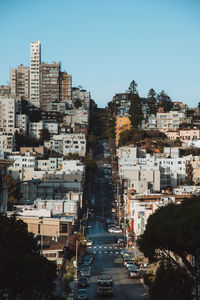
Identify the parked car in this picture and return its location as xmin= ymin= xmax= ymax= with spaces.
xmin=124 ymin=259 xmax=134 ymax=267
xmin=67 ymin=294 xmax=76 ymax=300
xmin=78 ymin=277 xmax=89 ymax=288
xmin=129 ymin=269 xmax=140 ymax=278
xmin=80 ymin=266 xmax=91 ymax=277
xmin=83 ymin=254 xmax=93 ymax=265
xmin=117 ymin=238 xmax=125 ymax=246
xmin=86 ymin=239 xmax=93 ymax=246
xmin=77 ymin=289 xmax=88 ymax=300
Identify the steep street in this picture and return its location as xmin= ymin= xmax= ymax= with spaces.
xmin=84 ymin=141 xmax=149 ymax=299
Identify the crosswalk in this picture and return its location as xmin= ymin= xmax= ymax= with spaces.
xmin=87 ymin=245 xmax=122 ymax=255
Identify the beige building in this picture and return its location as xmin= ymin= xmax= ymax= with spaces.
xmin=157 ymin=111 xmax=184 ymax=132
xmin=16 ymin=215 xmax=73 ymax=237
xmin=40 ymin=62 xmax=60 ymax=111
xmin=30 ymin=40 xmax=41 ymax=107
xmin=10 ymin=64 xmax=30 ymax=100
xmin=60 ymin=72 xmax=72 ymax=102
xmin=165 ymin=130 xmax=179 ymax=140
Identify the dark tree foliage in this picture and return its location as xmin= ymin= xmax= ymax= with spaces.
xmin=129 ymin=93 xmax=143 ymax=128
xmin=0 ymin=215 xmax=57 ymax=299
xmin=156 ymin=90 xmax=173 ymax=112
xmin=128 ymin=80 xmax=143 ymax=128
xmin=128 ymin=80 xmax=138 ymax=94
xmin=149 ymin=261 xmax=194 ymax=300
xmin=118 ymin=128 xmax=147 ymax=147
xmin=74 ymin=98 xmax=82 ymax=108
xmin=85 ymin=158 xmax=97 ymax=180
xmin=39 ymin=128 xmax=51 ymax=143
xmin=21 ymin=99 xmax=42 ymax=122
xmin=15 ymin=131 xmax=40 ymax=150
xmin=147 ymin=88 xmax=157 ymax=115
xmin=5 ymin=175 xmax=21 ymax=208
xmin=138 ymin=196 xmax=200 ymax=285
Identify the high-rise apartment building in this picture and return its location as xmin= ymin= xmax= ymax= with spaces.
xmin=40 ymin=62 xmax=60 ymax=111
xmin=60 ymin=72 xmax=72 ymax=102
xmin=30 ymin=40 xmax=41 ymax=107
xmin=10 ymin=64 xmax=30 ymax=100
xmin=0 ymin=96 xmax=16 ymax=152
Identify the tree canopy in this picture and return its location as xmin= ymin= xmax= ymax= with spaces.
xmin=138 ymin=196 xmax=200 ymax=284
xmin=149 ymin=261 xmax=194 ymax=300
xmin=0 ymin=214 xmax=57 ymax=299
xmin=156 ymin=90 xmax=173 ymax=112
xmin=147 ymin=88 xmax=157 ymax=115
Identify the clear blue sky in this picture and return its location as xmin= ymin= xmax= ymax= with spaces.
xmin=1 ymin=0 xmax=200 ymax=107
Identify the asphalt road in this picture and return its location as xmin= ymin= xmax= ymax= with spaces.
xmin=84 ymin=147 xmax=150 ymax=299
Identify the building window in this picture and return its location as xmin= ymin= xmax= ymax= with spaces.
xmin=60 ymin=223 xmax=68 ymax=233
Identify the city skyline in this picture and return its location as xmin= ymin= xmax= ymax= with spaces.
xmin=1 ymin=0 xmax=200 ymax=107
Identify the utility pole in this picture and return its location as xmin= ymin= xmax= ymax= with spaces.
xmin=117 ymin=182 xmax=120 ymax=228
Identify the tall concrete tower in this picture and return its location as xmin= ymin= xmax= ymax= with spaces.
xmin=30 ymin=40 xmax=41 ymax=107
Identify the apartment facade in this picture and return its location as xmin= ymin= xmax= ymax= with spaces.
xmin=115 ymin=116 xmax=131 ymax=146
xmin=0 ymin=96 xmax=16 ymax=152
xmin=30 ymin=40 xmax=41 ymax=107
xmin=40 ymin=62 xmax=60 ymax=111
xmin=157 ymin=111 xmax=184 ymax=132
xmin=60 ymin=72 xmax=72 ymax=102
xmin=10 ymin=64 xmax=30 ymax=100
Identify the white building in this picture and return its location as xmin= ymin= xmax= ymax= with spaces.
xmin=30 ymin=40 xmax=41 ymax=107
xmin=44 ymin=121 xmax=58 ymax=135
xmin=45 ymin=134 xmax=86 ymax=157
xmin=0 ymin=96 xmax=16 ymax=152
xmin=29 ymin=121 xmax=44 ymax=138
xmin=7 ymin=152 xmax=36 ymax=169
xmin=16 ymin=114 xmax=29 ymax=133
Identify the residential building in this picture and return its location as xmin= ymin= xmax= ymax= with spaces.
xmin=45 ymin=134 xmax=86 ymax=157
xmin=35 ymin=198 xmax=79 ymax=216
xmin=0 ymin=96 xmax=16 ymax=152
xmin=0 ymin=85 xmax=10 ymax=97
xmin=165 ymin=130 xmax=179 ymax=141
xmin=29 ymin=121 xmax=44 ymax=138
xmin=113 ymin=93 xmax=130 ymax=116
xmin=40 ymin=62 xmax=60 ymax=111
xmin=179 ymin=128 xmax=200 ymax=142
xmin=60 ymin=72 xmax=72 ymax=102
xmin=156 ymin=111 xmax=184 ymax=132
xmin=127 ymin=193 xmax=190 ymax=237
xmin=30 ymin=40 xmax=41 ymax=107
xmin=115 ymin=116 xmax=131 ymax=146
xmin=15 ymin=114 xmax=29 ymax=133
xmin=10 ymin=64 xmax=30 ymax=100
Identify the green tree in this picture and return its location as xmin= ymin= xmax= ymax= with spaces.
xmin=0 ymin=214 xmax=57 ymax=299
xmin=138 ymin=196 xmax=200 ymax=285
xmin=149 ymin=261 xmax=194 ymax=300
xmin=147 ymin=88 xmax=157 ymax=115
xmin=156 ymin=90 xmax=173 ymax=112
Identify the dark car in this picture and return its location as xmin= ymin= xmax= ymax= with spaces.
xmin=78 ymin=276 xmax=89 ymax=288
xmin=77 ymin=289 xmax=88 ymax=300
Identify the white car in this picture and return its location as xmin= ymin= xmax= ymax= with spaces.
xmin=108 ymin=227 xmax=122 ymax=233
xmin=86 ymin=240 xmax=93 ymax=246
